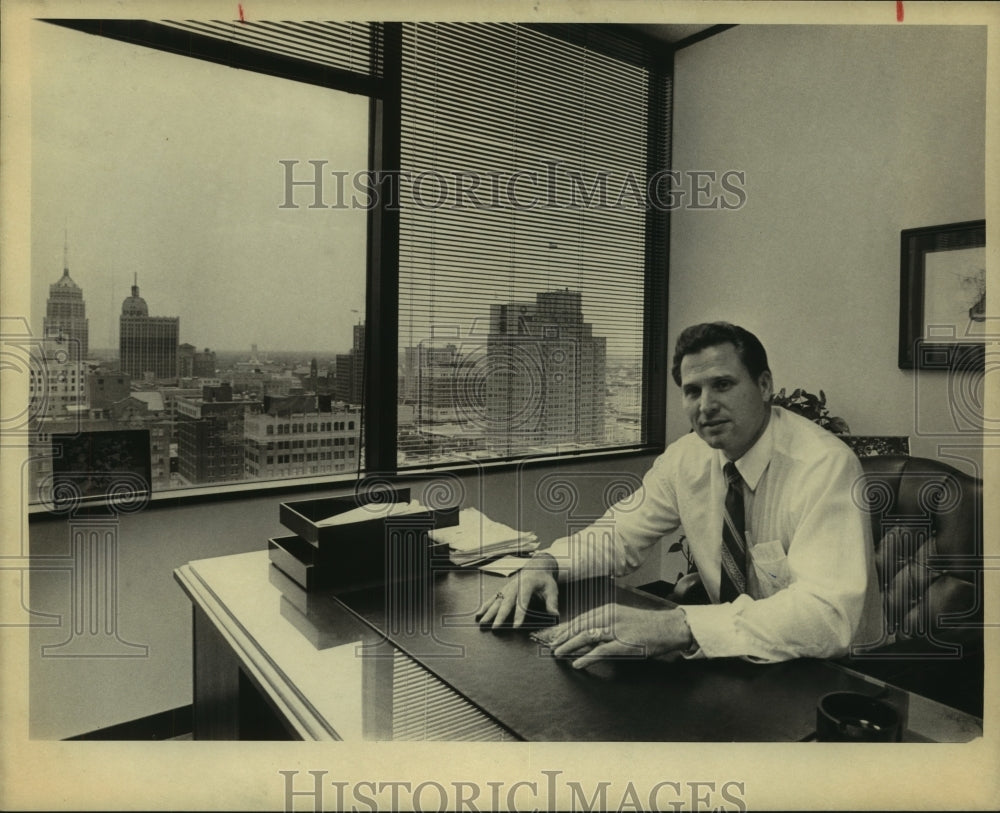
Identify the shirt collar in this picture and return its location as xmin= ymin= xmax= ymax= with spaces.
xmin=718 ymin=407 xmax=775 ymax=491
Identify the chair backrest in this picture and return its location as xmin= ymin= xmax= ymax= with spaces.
xmin=857 ymin=455 xmax=983 ymax=646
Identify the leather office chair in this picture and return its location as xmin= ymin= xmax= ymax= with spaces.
xmin=667 ymin=454 xmax=984 ymax=715
xmin=857 ymin=454 xmax=983 ymax=650
xmin=848 ymin=455 xmax=983 ymax=716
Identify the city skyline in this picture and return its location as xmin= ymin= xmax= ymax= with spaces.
xmin=30 ymin=20 xmax=369 ymax=354
xmin=34 ymin=256 xmax=648 ymax=364
xmin=31 ymin=20 xmax=646 ymax=359
xmin=33 ymin=258 xmax=641 ymax=491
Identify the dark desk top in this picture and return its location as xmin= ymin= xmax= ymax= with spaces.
xmin=176 ymin=551 xmax=983 ymax=742
xmin=335 ymin=568 xmax=883 ymax=741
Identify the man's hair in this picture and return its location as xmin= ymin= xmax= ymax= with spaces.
xmin=670 ymin=322 xmax=771 ymax=386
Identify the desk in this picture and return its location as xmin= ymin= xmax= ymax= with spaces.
xmin=174 ymin=550 xmax=982 ymax=742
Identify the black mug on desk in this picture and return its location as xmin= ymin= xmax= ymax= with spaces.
xmin=816 ymin=691 xmax=903 ymax=742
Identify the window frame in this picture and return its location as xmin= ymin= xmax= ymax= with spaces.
xmin=32 ymin=19 xmax=670 ymax=511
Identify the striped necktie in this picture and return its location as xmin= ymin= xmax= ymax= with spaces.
xmin=719 ymin=461 xmax=748 ymax=603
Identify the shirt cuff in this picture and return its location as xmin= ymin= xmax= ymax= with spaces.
xmin=540 ymin=538 xmax=573 ymax=582
xmin=528 ymin=549 xmax=561 ymax=579
xmin=675 ymin=607 xmax=705 ymax=659
xmin=675 ymin=598 xmax=753 ymax=659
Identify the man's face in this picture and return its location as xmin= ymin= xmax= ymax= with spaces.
xmin=679 ymin=342 xmax=773 ymax=461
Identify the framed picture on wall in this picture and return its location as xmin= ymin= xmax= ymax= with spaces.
xmin=898 ymin=219 xmax=986 ymax=370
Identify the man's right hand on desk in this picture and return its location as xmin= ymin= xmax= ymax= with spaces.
xmin=475 ymin=553 xmax=560 ymax=630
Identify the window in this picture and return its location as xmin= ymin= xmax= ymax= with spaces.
xmin=29 ymin=20 xmax=374 ymax=503
xmin=28 ymin=19 xmax=667 ymax=507
xmin=396 ymin=23 xmax=669 ymax=468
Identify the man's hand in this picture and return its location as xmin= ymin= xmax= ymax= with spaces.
xmin=475 ymin=557 xmax=559 ymax=630
xmin=547 ymin=604 xmax=694 ymax=669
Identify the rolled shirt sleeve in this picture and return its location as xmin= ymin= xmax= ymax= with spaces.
xmin=544 ymin=453 xmax=684 ymax=582
xmin=543 ymin=408 xmax=881 ymax=662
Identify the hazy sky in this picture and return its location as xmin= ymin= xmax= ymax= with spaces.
xmin=30 ymin=20 xmax=649 ymax=360
xmin=31 ymin=21 xmax=369 ymax=354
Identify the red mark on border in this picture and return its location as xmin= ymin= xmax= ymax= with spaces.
xmin=238 ymin=3 xmax=246 ymax=22
xmin=896 ymin=1 xmax=904 ymax=22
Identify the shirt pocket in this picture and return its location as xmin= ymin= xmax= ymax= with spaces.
xmin=750 ymin=539 xmax=791 ymax=598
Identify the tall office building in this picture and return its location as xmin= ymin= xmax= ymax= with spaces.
xmin=413 ymin=342 xmax=481 ymax=428
xmin=43 ymin=256 xmax=89 ymax=361
xmin=333 ymin=322 xmax=365 ymax=405
xmin=119 ymin=276 xmax=180 ymax=381
xmin=399 ymin=345 xmax=420 ymax=404
xmin=485 ymin=289 xmax=606 ymax=453
xmin=178 ymin=343 xmax=197 ymax=379
xmin=417 ymin=343 xmax=461 ymax=426
xmin=31 ymin=246 xmax=90 ymax=419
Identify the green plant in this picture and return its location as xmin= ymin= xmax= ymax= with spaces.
xmin=667 ymin=535 xmax=695 ymax=582
xmin=770 ymin=387 xmax=850 ymax=434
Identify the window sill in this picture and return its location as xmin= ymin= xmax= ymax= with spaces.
xmin=27 ymin=443 xmax=662 ymax=519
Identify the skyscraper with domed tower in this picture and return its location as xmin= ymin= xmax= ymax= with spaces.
xmin=119 ymin=275 xmax=179 ymax=380
xmin=43 ymin=249 xmax=89 ymax=361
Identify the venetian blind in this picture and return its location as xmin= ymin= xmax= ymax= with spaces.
xmin=47 ymin=20 xmax=380 ymax=89
xmin=158 ymin=20 xmax=378 ymax=76
xmin=391 ymin=650 xmax=513 ymax=741
xmin=398 ymin=23 xmax=665 ymax=465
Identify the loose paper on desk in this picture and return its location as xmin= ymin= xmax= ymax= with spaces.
xmin=427 ymin=507 xmax=538 ymax=566
xmin=478 ymin=555 xmax=531 ymax=577
xmin=316 ymin=500 xmax=428 ymax=526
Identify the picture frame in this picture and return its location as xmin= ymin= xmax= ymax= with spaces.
xmin=898 ymin=219 xmax=986 ymax=370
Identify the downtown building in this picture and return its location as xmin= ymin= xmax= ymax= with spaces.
xmin=396 ymin=342 xmax=486 ymax=463
xmin=29 ymin=376 xmax=173 ymax=502
xmin=332 ymin=323 xmax=365 ymax=406
xmin=175 ymin=383 xmax=260 ymax=485
xmin=244 ymin=394 xmax=361 ymax=480
xmin=30 ymin=261 xmax=91 ymax=421
xmin=28 ymin=337 xmax=88 ymax=420
xmin=43 ymin=263 xmax=89 ymax=361
xmin=178 ymin=343 xmax=218 ymax=379
xmin=484 ymin=289 xmax=606 ymax=455
xmin=417 ymin=343 xmax=466 ymax=425
xmin=27 ymin=412 xmax=172 ymax=504
xmin=119 ymin=277 xmax=180 ymax=381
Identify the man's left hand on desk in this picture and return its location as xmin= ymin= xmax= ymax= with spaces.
xmin=543 ymin=604 xmax=694 ymax=670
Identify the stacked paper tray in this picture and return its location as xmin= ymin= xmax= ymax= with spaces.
xmin=279 ymin=488 xmax=458 ymax=544
xmin=268 ymin=486 xmax=459 ymax=592
xmin=268 ymin=564 xmax=367 ymax=649
xmin=267 ymin=535 xmax=337 ymax=592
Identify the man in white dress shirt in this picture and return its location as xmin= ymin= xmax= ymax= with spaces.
xmin=476 ymin=322 xmax=883 ymax=666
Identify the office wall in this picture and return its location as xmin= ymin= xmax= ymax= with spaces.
xmin=27 ymin=452 xmax=657 ymax=739
xmin=669 ymin=25 xmax=987 ymax=476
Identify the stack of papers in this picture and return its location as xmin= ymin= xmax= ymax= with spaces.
xmin=427 ymin=507 xmax=538 ymax=566
xmin=316 ymin=500 xmax=429 ymax=526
